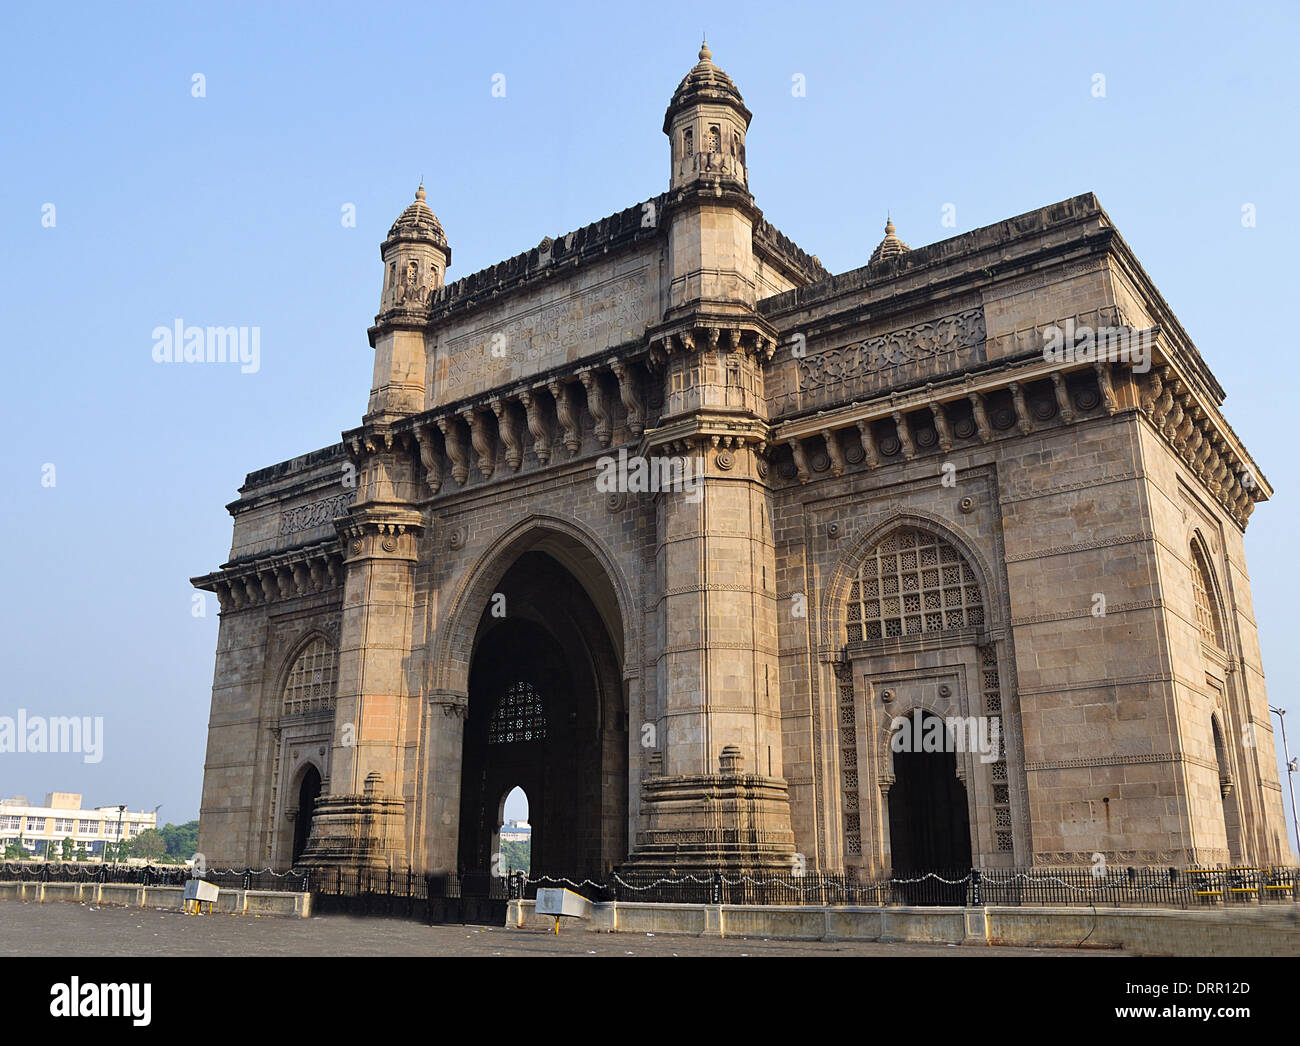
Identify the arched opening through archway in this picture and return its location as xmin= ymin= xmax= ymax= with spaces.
xmin=457 ymin=549 xmax=626 ymax=881
xmin=292 ymin=765 xmax=321 ymax=866
xmin=496 ymin=786 xmax=531 ymax=876
xmin=887 ymin=711 xmax=973 ymax=876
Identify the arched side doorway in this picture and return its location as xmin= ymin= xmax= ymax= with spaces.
xmin=457 ymin=550 xmax=626 ymax=880
xmin=887 ymin=711 xmax=973 ymax=874
xmin=292 ymin=765 xmax=321 ymax=865
xmin=1211 ymin=715 xmax=1243 ymax=864
xmin=836 ymin=524 xmax=1011 ymax=876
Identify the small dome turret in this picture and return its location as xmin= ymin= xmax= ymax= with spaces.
xmin=379 ymin=184 xmax=451 ymax=313
xmin=386 ymin=183 xmax=448 ymax=251
xmin=663 ymin=41 xmax=752 ymax=191
xmin=869 ymin=217 xmax=911 ymax=265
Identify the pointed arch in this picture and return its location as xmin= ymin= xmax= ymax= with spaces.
xmin=820 ymin=512 xmax=999 ymax=651
xmin=431 ymin=514 xmax=636 ymax=698
xmin=280 ymin=631 xmax=339 ymax=716
xmin=290 ymin=760 xmax=323 ymax=865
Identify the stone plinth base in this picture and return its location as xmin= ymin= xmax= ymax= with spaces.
xmin=623 ymin=747 xmax=797 ymax=873
xmin=296 ymin=779 xmax=407 ymax=877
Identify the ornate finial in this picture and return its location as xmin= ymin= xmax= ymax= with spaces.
xmin=415 ymin=183 xmax=426 ymax=202
xmin=699 ymin=38 xmax=712 ymax=62
xmin=885 ymin=216 xmax=896 ymax=235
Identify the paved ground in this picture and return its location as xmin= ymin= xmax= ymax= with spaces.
xmin=0 ymin=900 xmax=1119 ymax=956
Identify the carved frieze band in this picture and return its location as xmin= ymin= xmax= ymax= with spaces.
xmin=1003 ymin=532 xmax=1154 ymax=563
xmin=1025 ymin=752 xmax=1216 ymax=773
xmin=796 ymin=308 xmax=986 ymax=391
xmin=279 ymin=491 xmax=358 ymax=536
xmin=1016 ymin=672 xmax=1171 ymax=697
xmin=1011 ymin=599 xmax=1159 ymax=626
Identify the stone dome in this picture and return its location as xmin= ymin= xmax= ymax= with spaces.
xmin=386 ymin=184 xmax=448 ymax=249
xmin=663 ymin=40 xmax=752 ymax=132
xmin=869 ymin=218 xmax=910 ymax=265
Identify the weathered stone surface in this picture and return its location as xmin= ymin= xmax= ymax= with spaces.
xmin=191 ymin=45 xmax=1289 ymax=880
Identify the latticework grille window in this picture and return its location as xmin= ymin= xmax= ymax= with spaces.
xmin=980 ymin=643 xmax=1014 ymax=853
xmin=1190 ymin=541 xmax=1225 ymax=648
xmin=488 ymin=681 xmax=547 ymax=746
xmin=846 ymin=528 xmax=984 ymax=642
xmin=282 ymin=637 xmax=338 ymax=716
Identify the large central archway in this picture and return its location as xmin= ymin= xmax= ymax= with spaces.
xmin=457 ymin=549 xmax=627 ymax=880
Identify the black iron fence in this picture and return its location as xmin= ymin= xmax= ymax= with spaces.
xmin=310 ymin=868 xmax=509 ymax=925
xmin=0 ymin=862 xmax=309 ymax=891
xmin=0 ymin=862 xmax=190 ymax=886
xmin=514 ymin=866 xmax=1300 ymax=909
xmin=7 ymin=862 xmax=1296 ymax=913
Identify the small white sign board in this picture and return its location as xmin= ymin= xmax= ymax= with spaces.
xmin=184 ymin=880 xmax=219 ymax=904
xmin=535 ymin=887 xmax=590 ymax=919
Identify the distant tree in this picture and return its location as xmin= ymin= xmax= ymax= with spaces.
xmin=131 ymin=829 xmax=166 ymax=860
xmin=161 ymin=821 xmax=199 ymax=859
xmin=3 ymin=841 xmax=22 ymax=860
xmin=75 ymin=843 xmax=87 ymax=862
xmin=500 ymin=838 xmax=531 ymax=875
xmin=61 ymin=837 xmax=74 ymax=861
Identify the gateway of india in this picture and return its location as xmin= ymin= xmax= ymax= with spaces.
xmin=193 ymin=43 xmax=1292 ymax=879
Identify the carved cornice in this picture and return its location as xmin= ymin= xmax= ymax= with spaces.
xmin=1135 ymin=361 xmax=1267 ymax=529
xmin=647 ymin=314 xmax=780 ymax=366
xmin=335 ymin=504 xmax=424 ymax=563
xmin=191 ymin=539 xmax=345 ymax=613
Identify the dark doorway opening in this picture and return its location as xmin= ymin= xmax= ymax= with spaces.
xmin=458 ymin=551 xmax=626 ymax=883
xmin=888 ymin=712 xmax=972 ymax=902
xmin=1212 ymin=716 xmax=1243 ymax=864
xmin=292 ymin=765 xmax=321 ymax=865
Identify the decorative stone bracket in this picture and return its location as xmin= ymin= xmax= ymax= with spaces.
xmin=192 ymin=541 xmax=345 ymax=613
xmin=336 ymin=506 xmax=424 ymax=563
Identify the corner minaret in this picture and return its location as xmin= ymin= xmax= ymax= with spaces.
xmin=659 ymin=42 xmax=760 ymax=329
xmin=664 ymin=40 xmax=751 ymax=192
xmin=628 ymin=44 xmax=796 ymax=873
xmin=366 ymin=184 xmax=451 ymax=419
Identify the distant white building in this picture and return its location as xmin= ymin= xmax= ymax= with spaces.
xmin=499 ymin=819 xmax=531 ymax=843
xmin=0 ymin=793 xmax=157 ymax=858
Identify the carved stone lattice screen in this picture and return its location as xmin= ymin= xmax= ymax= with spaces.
xmin=846 ymin=528 xmax=984 ymax=642
xmin=979 ymin=644 xmax=1013 ymax=852
xmin=282 ymin=638 xmax=339 ymax=715
xmin=1190 ymin=540 xmax=1225 ymax=648
xmin=835 ymin=666 xmax=861 ymax=857
xmin=488 ymin=681 xmax=548 ymax=746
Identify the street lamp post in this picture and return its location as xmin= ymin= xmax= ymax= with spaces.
xmin=112 ymin=805 xmax=127 ymax=867
xmin=1270 ymin=707 xmax=1300 ymax=862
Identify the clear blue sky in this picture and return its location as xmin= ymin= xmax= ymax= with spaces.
xmin=1 ymin=1 xmax=1296 ymax=852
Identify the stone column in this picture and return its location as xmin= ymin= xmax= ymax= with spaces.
xmin=421 ymin=691 xmax=467 ymax=875
xmin=298 ymin=438 xmax=424 ymax=876
xmin=624 ymin=342 xmax=795 ymax=873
